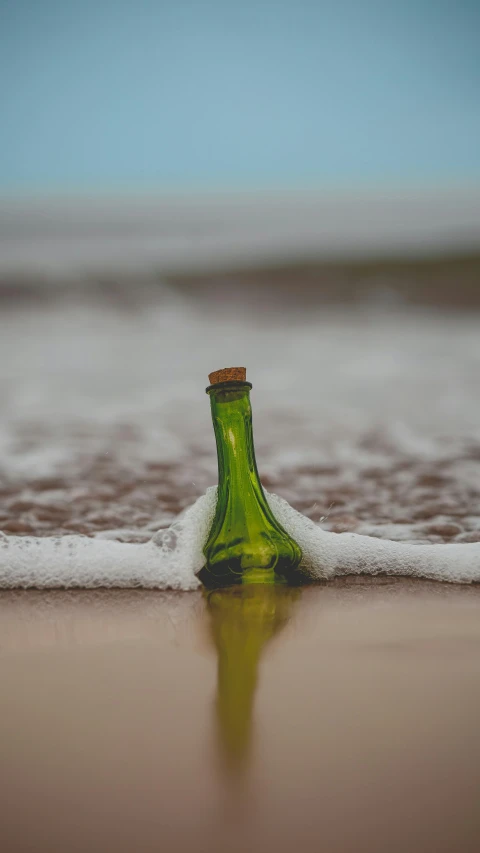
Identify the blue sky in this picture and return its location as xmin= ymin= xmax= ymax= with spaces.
xmin=1 ymin=0 xmax=479 ymax=192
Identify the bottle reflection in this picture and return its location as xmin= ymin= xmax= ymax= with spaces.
xmin=205 ymin=585 xmax=301 ymax=776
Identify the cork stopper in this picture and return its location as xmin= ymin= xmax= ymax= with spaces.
xmin=208 ymin=366 xmax=246 ymax=385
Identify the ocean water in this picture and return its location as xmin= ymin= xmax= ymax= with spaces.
xmin=1 ymin=281 xmax=480 ymax=586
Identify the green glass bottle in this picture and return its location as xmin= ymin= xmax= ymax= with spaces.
xmin=199 ymin=367 xmax=302 ymax=587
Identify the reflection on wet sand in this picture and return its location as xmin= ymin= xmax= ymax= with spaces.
xmin=1 ymin=579 xmax=480 ymax=853
xmin=205 ymin=585 xmax=300 ymax=774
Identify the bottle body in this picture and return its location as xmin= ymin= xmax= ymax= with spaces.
xmin=200 ymin=381 xmax=302 ymax=587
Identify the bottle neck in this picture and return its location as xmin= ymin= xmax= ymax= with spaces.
xmin=208 ymin=383 xmax=263 ymax=503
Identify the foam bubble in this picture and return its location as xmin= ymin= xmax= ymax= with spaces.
xmin=1 ymin=488 xmax=479 ymax=589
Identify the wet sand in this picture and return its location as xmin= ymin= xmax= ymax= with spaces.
xmin=1 ymin=578 xmax=480 ymax=853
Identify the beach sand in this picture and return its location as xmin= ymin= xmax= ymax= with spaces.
xmin=1 ymin=579 xmax=480 ymax=853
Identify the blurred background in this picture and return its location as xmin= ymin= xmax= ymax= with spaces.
xmin=1 ymin=0 xmax=480 ymax=545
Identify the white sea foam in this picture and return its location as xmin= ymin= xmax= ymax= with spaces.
xmin=1 ymin=488 xmax=479 ymax=589
xmin=267 ymin=492 xmax=480 ymax=585
xmin=0 ymin=490 xmax=215 ymax=590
